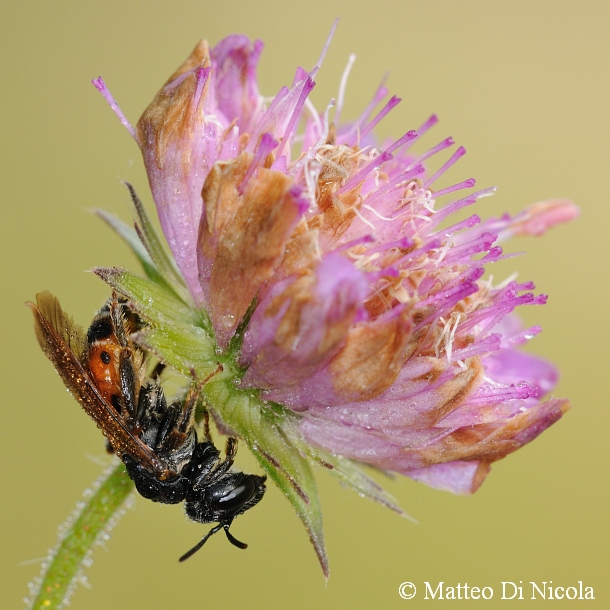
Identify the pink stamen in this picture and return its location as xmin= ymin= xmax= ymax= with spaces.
xmin=441 ymin=250 xmax=504 ymax=272
xmin=338 ymin=131 xmax=416 ymax=197
xmin=418 ymin=280 xmax=479 ymax=308
xmin=423 ymin=195 xmax=478 ymax=233
xmin=276 ymin=77 xmax=316 ymax=159
xmin=515 ymin=281 xmax=536 ymax=291
xmin=366 ymin=236 xmax=414 ymax=256
xmin=452 ymin=333 xmax=502 ymax=360
xmin=490 ymin=281 xmax=518 ymax=302
xmin=416 ymin=113 xmax=439 ymax=136
xmin=92 ymin=77 xmax=137 ymax=143
xmin=481 ymin=246 xmax=504 ymax=262
xmin=430 ymin=214 xmax=480 ymax=239
xmin=292 ymin=66 xmax=310 ymax=87
xmin=485 ymin=251 xmax=521 ymax=264
xmin=248 ymin=86 xmax=290 ymax=149
xmin=441 ymin=266 xmax=486 ymax=294
xmin=424 ymin=146 xmax=466 ymax=188
xmin=360 ymin=96 xmax=402 ymax=139
xmin=263 ymin=86 xmax=290 ymax=122
xmin=414 ymin=283 xmax=479 ymax=331
xmin=337 ymin=150 xmax=393 ymax=195
xmin=460 ymin=293 xmax=540 ymax=334
xmin=393 ymin=238 xmax=443 ymax=267
xmin=434 ymin=178 xmax=476 ymax=197
xmin=369 ymin=165 xmax=426 ymax=210
xmin=335 ymin=53 xmax=356 ymax=126
xmin=443 ymin=232 xmax=497 ymax=262
xmin=340 ymin=78 xmax=388 ymax=145
xmin=399 ymin=114 xmax=439 ymax=153
xmin=411 ymin=137 xmax=454 ymax=167
xmin=386 ymin=130 xmax=418 ymax=154
xmin=366 ymin=267 xmax=400 ymax=283
xmin=315 ymin=18 xmax=339 ymax=68
xmin=476 ymin=309 xmax=520 ymax=342
xmin=416 ymin=273 xmax=441 ymax=296
xmin=424 ymin=187 xmax=494 ymax=235
xmin=239 ymin=133 xmax=278 ymax=195
xmin=334 ymin=234 xmax=376 ymax=253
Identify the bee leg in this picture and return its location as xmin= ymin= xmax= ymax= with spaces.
xmin=201 ymin=407 xmax=211 ymax=442
xmin=108 ymin=293 xmax=130 ymax=347
xmin=176 ymin=382 xmax=202 ymax=434
xmin=184 ymin=364 xmax=223 ymax=439
xmin=118 ymin=348 xmax=139 ymax=424
xmin=225 ymin=437 xmax=238 ymax=462
xmin=202 ymin=438 xmax=237 ymax=485
xmin=154 ymin=404 xmax=181 ymax=452
xmin=149 ymin=361 xmax=166 ymax=380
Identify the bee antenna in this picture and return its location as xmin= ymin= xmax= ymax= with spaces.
xmin=223 ymin=521 xmax=248 ymax=549
xmin=178 ymin=523 xmax=222 ymax=562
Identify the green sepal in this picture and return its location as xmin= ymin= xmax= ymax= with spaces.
xmin=94 ymin=266 xmax=219 ymax=377
xmin=95 ymin=208 xmax=166 ymax=287
xmin=123 ymin=182 xmax=189 ymax=296
xmin=134 ymin=325 xmax=220 ymax=380
xmin=318 ymin=454 xmax=409 ymax=518
xmin=282 ymin=412 xmax=410 ymax=522
xmin=94 ymin=267 xmax=210 ymax=330
xmin=278 ymin=418 xmax=407 ymax=516
xmin=95 ymin=183 xmax=191 ymax=304
xmin=204 ymin=379 xmax=328 ymax=578
xmin=94 ymin=265 xmax=217 ymax=375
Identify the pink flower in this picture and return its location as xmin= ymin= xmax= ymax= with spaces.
xmin=95 ymin=34 xmax=577 ymax=498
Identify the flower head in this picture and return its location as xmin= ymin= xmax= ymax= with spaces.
xmin=93 ymin=32 xmax=577 ymax=570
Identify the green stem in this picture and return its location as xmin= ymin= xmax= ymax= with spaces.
xmin=29 ymin=463 xmax=134 ymax=610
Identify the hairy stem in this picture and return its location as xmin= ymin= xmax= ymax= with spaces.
xmin=28 ymin=462 xmax=134 ymax=610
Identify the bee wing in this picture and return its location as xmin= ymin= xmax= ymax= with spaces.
xmin=31 ymin=290 xmax=89 ymax=363
xmin=29 ymin=291 xmax=168 ymax=476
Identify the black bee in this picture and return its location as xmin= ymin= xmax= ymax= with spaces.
xmin=29 ymin=291 xmax=266 ymax=561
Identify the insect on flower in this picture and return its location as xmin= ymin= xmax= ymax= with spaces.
xmin=30 ymin=28 xmax=580 ymax=582
xmin=28 ymin=291 xmax=266 ymax=560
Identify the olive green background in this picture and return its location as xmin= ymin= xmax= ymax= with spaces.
xmin=2 ymin=1 xmax=608 ymax=608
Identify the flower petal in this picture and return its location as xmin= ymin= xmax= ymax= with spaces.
xmin=265 ymin=307 xmax=415 ymax=408
xmin=136 ymin=41 xmax=215 ymax=301
xmin=241 ymin=253 xmax=370 ymax=388
xmin=403 ymin=461 xmax=491 ymax=495
xmin=299 ymin=398 xmax=569 ymax=493
xmin=210 ymin=35 xmax=264 ymax=132
xmin=304 ymin=356 xmax=484 ymax=429
xmin=483 ymin=348 xmax=558 ymax=394
xmin=198 ymin=153 xmax=308 ymax=346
